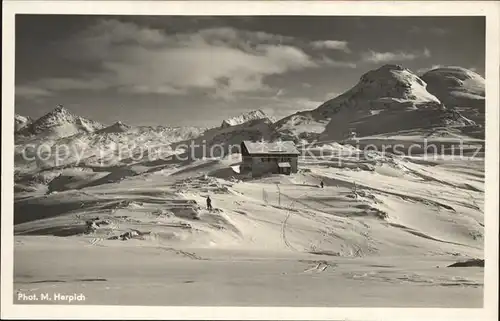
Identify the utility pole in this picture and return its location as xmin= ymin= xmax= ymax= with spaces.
xmin=276 ymin=183 xmax=281 ymax=206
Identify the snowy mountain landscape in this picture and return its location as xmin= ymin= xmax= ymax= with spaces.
xmin=422 ymin=66 xmax=486 ymax=127
xmin=274 ymin=64 xmax=479 ymax=142
xmin=13 ymin=63 xmax=486 ymax=307
xmin=16 ymin=105 xmax=106 ymax=140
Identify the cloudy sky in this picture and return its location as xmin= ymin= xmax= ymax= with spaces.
xmin=15 ymin=15 xmax=485 ymax=127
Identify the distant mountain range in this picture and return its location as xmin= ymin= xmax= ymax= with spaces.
xmin=220 ymin=109 xmax=276 ymax=128
xmin=96 ymin=121 xmax=131 ymax=134
xmin=15 ymin=64 xmax=484 ymax=145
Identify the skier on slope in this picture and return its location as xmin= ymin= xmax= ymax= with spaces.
xmin=320 ymin=181 xmax=324 ymax=188
xmin=206 ymin=196 xmax=213 ymax=211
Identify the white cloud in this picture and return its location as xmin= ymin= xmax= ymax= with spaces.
xmin=311 ymin=40 xmax=350 ymax=52
xmin=124 ymin=85 xmax=186 ymax=95
xmin=362 ymin=48 xmax=431 ymax=63
xmin=423 ymin=47 xmax=431 ymax=58
xmin=409 ymin=26 xmax=450 ymax=36
xmin=362 ymin=51 xmax=417 ymax=63
xmin=320 ymin=56 xmax=357 ymax=68
xmin=16 ymin=76 xmax=110 ymax=99
xmin=17 ymin=20 xmax=361 ymax=100
xmin=197 ymin=27 xmax=294 ymax=46
xmin=416 ymin=64 xmax=444 ymax=75
xmin=15 ymin=86 xmax=53 ymax=98
xmin=274 ymin=89 xmax=285 ymax=98
xmin=18 ymin=20 xmax=323 ymax=99
xmin=39 ymin=77 xmax=109 ymax=91
xmin=323 ymin=91 xmax=341 ymax=101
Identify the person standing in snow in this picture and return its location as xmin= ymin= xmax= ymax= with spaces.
xmin=206 ymin=196 xmax=212 ymax=211
xmin=320 ymin=181 xmax=324 ymax=188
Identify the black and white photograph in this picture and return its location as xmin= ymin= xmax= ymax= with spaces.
xmin=2 ymin=1 xmax=499 ymax=320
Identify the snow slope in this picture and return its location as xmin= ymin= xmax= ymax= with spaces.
xmin=15 ymin=114 xmax=32 ymax=132
xmin=14 ymin=237 xmax=483 ymax=307
xmin=422 ymin=67 xmax=485 ymax=106
xmin=13 ymin=143 xmax=484 ymax=306
xmin=422 ymin=67 xmax=485 ymax=126
xmin=14 ymin=144 xmax=484 ymax=256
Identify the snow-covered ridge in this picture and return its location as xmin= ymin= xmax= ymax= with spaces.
xmin=317 ymin=64 xmax=442 ymax=114
xmin=422 ymin=66 xmax=485 ymax=96
xmin=273 ymin=64 xmax=480 ymax=142
xmin=96 ymin=121 xmax=131 ymax=134
xmin=17 ymin=105 xmax=105 ymax=138
xmin=221 ymin=109 xmax=276 ymax=128
xmin=422 ymin=66 xmax=485 ymax=107
xmin=15 ymin=114 xmax=32 ymax=132
xmin=421 ymin=67 xmax=485 ymax=127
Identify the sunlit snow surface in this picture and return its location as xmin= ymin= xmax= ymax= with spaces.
xmin=13 ymin=65 xmax=484 ymax=306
